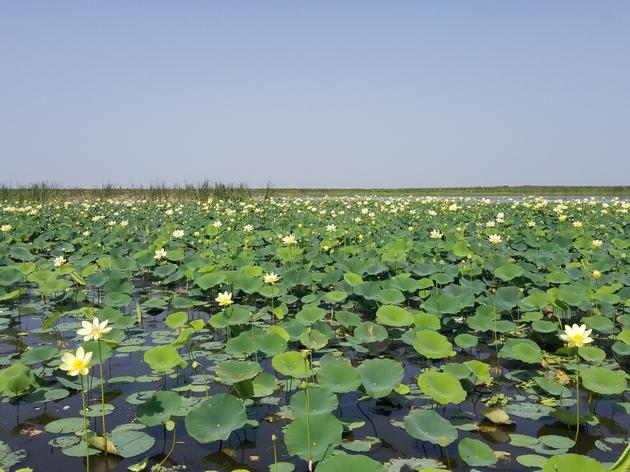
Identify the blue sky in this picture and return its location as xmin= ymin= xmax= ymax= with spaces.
xmin=1 ymin=1 xmax=628 ymax=187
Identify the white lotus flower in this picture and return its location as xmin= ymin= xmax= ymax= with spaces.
xmin=264 ymin=272 xmax=280 ymax=285
xmin=488 ymin=234 xmax=502 ymax=245
xmin=77 ymin=317 xmax=112 ymax=341
xmin=54 ymin=256 xmax=67 ymax=267
xmin=430 ymin=230 xmax=443 ymax=240
xmin=154 ymin=248 xmax=167 ymax=260
xmin=282 ymin=234 xmax=297 ymax=245
xmin=215 ymin=291 xmax=234 ymax=307
xmin=560 ymin=323 xmax=593 ymax=348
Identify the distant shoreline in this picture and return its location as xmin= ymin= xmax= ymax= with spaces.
xmin=0 ymin=183 xmax=628 ymax=202
xmin=255 ymin=186 xmax=629 ymax=197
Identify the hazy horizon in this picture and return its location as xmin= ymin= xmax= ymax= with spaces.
xmin=1 ymin=1 xmax=629 ymax=187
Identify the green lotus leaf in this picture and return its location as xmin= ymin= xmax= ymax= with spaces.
xmin=136 ymin=391 xmax=182 ymax=426
xmin=195 ymin=272 xmax=226 ymax=290
xmin=0 ymin=441 xmax=27 ymax=470
xmin=343 ymin=272 xmax=364 ymax=287
xmin=0 ymin=266 xmax=24 ymax=286
xmin=103 ymin=291 xmax=132 ymax=307
xmin=403 ymin=409 xmax=458 ymax=445
xmin=374 ymin=288 xmax=405 ymax=305
xmin=185 ymin=393 xmax=247 ymax=443
xmin=0 ymin=362 xmax=37 ymax=395
xmin=578 ymin=346 xmax=606 ymax=363
xmin=376 ymin=305 xmax=413 ymax=327
xmin=532 ymin=319 xmax=558 ymax=333
xmin=325 ymin=290 xmax=348 ymax=304
xmin=272 ymin=351 xmax=308 ymax=378
xmin=106 ymin=430 xmax=155 ymax=458
xmin=290 ymin=387 xmax=338 ymax=418
xmin=353 ymin=322 xmax=388 ymax=343
xmin=300 ymin=328 xmax=329 ymax=350
xmin=317 ymin=357 xmax=361 ymax=393
xmin=223 ymin=304 xmax=253 ymax=326
xmin=215 ymin=360 xmax=261 ymax=385
xmin=45 ymin=417 xmax=86 ymax=434
xmin=253 ymin=330 xmax=287 ymax=356
xmin=457 ymin=437 xmax=497 ymax=467
xmin=20 ymin=345 xmax=58 ymax=365
xmin=580 ymin=367 xmax=628 ymax=395
xmin=143 ymin=345 xmax=184 ymax=373
xmin=495 ymin=262 xmax=524 ymax=281
xmin=454 ymin=333 xmax=478 ymax=349
xmin=358 ymin=358 xmax=403 ymax=398
xmin=464 ymin=360 xmax=492 ymax=385
xmin=252 ymin=372 xmax=279 ymax=398
xmin=413 ymin=312 xmax=441 ymax=330
xmin=295 ymin=304 xmax=327 ymax=324
xmin=284 ymin=412 xmax=343 ymax=462
xmin=165 ymin=311 xmax=188 ymax=329
xmin=412 ymin=330 xmax=455 ymax=359
xmin=316 ymin=453 xmax=386 ymax=472
xmin=423 ymin=293 xmax=465 ymax=315
xmin=500 ymin=338 xmax=543 ymax=364
xmin=417 ymin=370 xmax=466 ymax=405
xmin=335 ymin=310 xmax=362 ymax=327
xmin=542 ymin=454 xmax=606 ymax=472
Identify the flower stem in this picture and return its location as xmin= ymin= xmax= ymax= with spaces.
xmin=156 ymin=426 xmax=176 ymax=471
xmin=272 ymin=437 xmax=278 ymax=472
xmin=304 ymin=357 xmax=312 ymax=464
xmin=80 ymin=375 xmax=90 ymax=472
xmin=97 ymin=340 xmax=108 ymax=461
xmin=575 ymin=354 xmax=580 ymax=444
xmin=443 ymin=445 xmax=451 ymax=471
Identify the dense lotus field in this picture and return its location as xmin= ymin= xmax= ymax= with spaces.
xmin=0 ymin=195 xmax=629 ymax=472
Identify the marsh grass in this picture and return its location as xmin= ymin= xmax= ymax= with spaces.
xmin=0 ymin=182 xmax=626 ymax=203
xmin=0 ymin=180 xmax=251 ymax=203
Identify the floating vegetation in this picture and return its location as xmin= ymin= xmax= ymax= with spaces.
xmin=0 ymin=195 xmax=628 ymax=471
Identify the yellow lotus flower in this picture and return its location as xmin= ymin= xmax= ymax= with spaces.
xmin=592 ymin=239 xmax=603 ymax=248
xmin=264 ymin=272 xmax=280 ymax=285
xmin=430 ymin=230 xmax=443 ymax=240
xmin=60 ymin=347 xmax=93 ymax=376
xmin=488 ymin=234 xmax=502 ymax=245
xmin=154 ymin=248 xmax=167 ymax=260
xmin=560 ymin=324 xmax=593 ymax=348
xmin=215 ymin=291 xmax=234 ymax=307
xmin=54 ymin=256 xmax=67 ymax=267
xmin=77 ymin=317 xmax=112 ymax=342
xmin=282 ymin=234 xmax=297 ymax=245
xmin=592 ymin=270 xmax=602 ymax=280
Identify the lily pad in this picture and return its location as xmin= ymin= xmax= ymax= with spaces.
xmin=185 ymin=393 xmax=247 ymax=443
xmin=416 ymin=370 xmax=466 ymax=405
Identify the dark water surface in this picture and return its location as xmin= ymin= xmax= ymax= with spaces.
xmin=1 ymin=303 xmax=628 ymax=472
